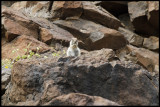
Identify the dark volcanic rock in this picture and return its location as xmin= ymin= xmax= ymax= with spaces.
xmin=2 ymin=49 xmax=159 ymax=106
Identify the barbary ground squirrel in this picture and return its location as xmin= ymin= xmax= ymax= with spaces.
xmin=67 ymin=38 xmax=81 ymax=57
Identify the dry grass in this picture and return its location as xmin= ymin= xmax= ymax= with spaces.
xmin=20 ymin=5 xmax=52 ymax=18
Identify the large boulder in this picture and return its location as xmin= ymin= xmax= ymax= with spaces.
xmin=128 ymin=1 xmax=158 ymax=36
xmin=2 ymin=35 xmax=51 ymax=60
xmin=53 ymin=18 xmax=127 ymax=50
xmin=127 ymin=45 xmax=159 ymax=73
xmin=2 ymin=48 xmax=159 ymax=106
xmin=51 ymin=1 xmax=124 ymax=30
xmin=2 ymin=5 xmax=40 ymax=41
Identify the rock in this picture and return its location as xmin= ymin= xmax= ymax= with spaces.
xmin=143 ymin=36 xmax=159 ymax=51
xmin=81 ymin=1 xmax=124 ymax=30
xmin=147 ymin=1 xmax=159 ymax=31
xmin=40 ymin=27 xmax=53 ymax=44
xmin=2 ymin=35 xmax=51 ymax=60
xmin=127 ymin=45 xmax=159 ymax=73
xmin=53 ymin=19 xmax=127 ymax=50
xmin=11 ymin=1 xmax=39 ymax=10
xmin=39 ymin=22 xmax=74 ymax=45
xmin=118 ymin=13 xmax=135 ymax=32
xmin=118 ymin=27 xmax=144 ymax=47
xmin=51 ymin=1 xmax=83 ymax=19
xmin=1 ymin=1 xmax=18 ymax=7
xmin=43 ymin=93 xmax=120 ymax=106
xmin=51 ymin=1 xmax=123 ymax=30
xmin=2 ymin=48 xmax=159 ymax=106
xmin=1 ymin=66 xmax=12 ymax=95
xmin=2 ymin=6 xmax=39 ymax=41
xmin=1 ymin=37 xmax=8 ymax=46
xmin=94 ymin=1 xmax=128 ymax=17
xmin=128 ymin=1 xmax=158 ymax=36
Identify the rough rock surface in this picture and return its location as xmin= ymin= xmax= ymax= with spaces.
xmin=143 ymin=36 xmax=159 ymax=51
xmin=128 ymin=1 xmax=158 ymax=36
xmin=118 ymin=27 xmax=144 ymax=47
xmin=1 ymin=67 xmax=12 ymax=96
xmin=43 ymin=93 xmax=120 ymax=106
xmin=2 ymin=49 xmax=159 ymax=106
xmin=11 ymin=1 xmax=39 ymax=10
xmin=81 ymin=1 xmax=124 ymax=30
xmin=118 ymin=13 xmax=135 ymax=32
xmin=38 ymin=21 xmax=74 ymax=45
xmin=53 ymin=19 xmax=127 ymax=50
xmin=2 ymin=35 xmax=51 ymax=60
xmin=1 ymin=1 xmax=159 ymax=106
xmin=51 ymin=1 xmax=83 ymax=20
xmin=52 ymin=1 xmax=124 ymax=30
xmin=2 ymin=5 xmax=39 ymax=41
xmin=127 ymin=45 xmax=159 ymax=73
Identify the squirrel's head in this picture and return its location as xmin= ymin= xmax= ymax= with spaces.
xmin=70 ymin=38 xmax=78 ymax=48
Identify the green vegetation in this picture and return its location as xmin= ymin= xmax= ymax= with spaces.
xmin=2 ymin=59 xmax=13 ymax=69
xmin=2 ymin=42 xmax=66 ymax=69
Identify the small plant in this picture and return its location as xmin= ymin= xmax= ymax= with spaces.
xmin=52 ymin=52 xmax=60 ymax=57
xmin=2 ymin=59 xmax=13 ymax=69
xmin=44 ymin=56 xmax=48 ymax=58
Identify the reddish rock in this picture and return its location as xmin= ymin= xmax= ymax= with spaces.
xmin=2 ymin=35 xmax=51 ymax=60
xmin=40 ymin=27 xmax=53 ymax=44
xmin=128 ymin=1 xmax=158 ymax=36
xmin=39 ymin=21 xmax=74 ymax=45
xmin=53 ymin=19 xmax=127 ymax=50
xmin=51 ymin=1 xmax=123 ymax=30
xmin=127 ymin=45 xmax=159 ymax=72
xmin=2 ymin=6 xmax=39 ymax=41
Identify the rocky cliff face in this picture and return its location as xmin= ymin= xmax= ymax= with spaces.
xmin=1 ymin=1 xmax=159 ymax=106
